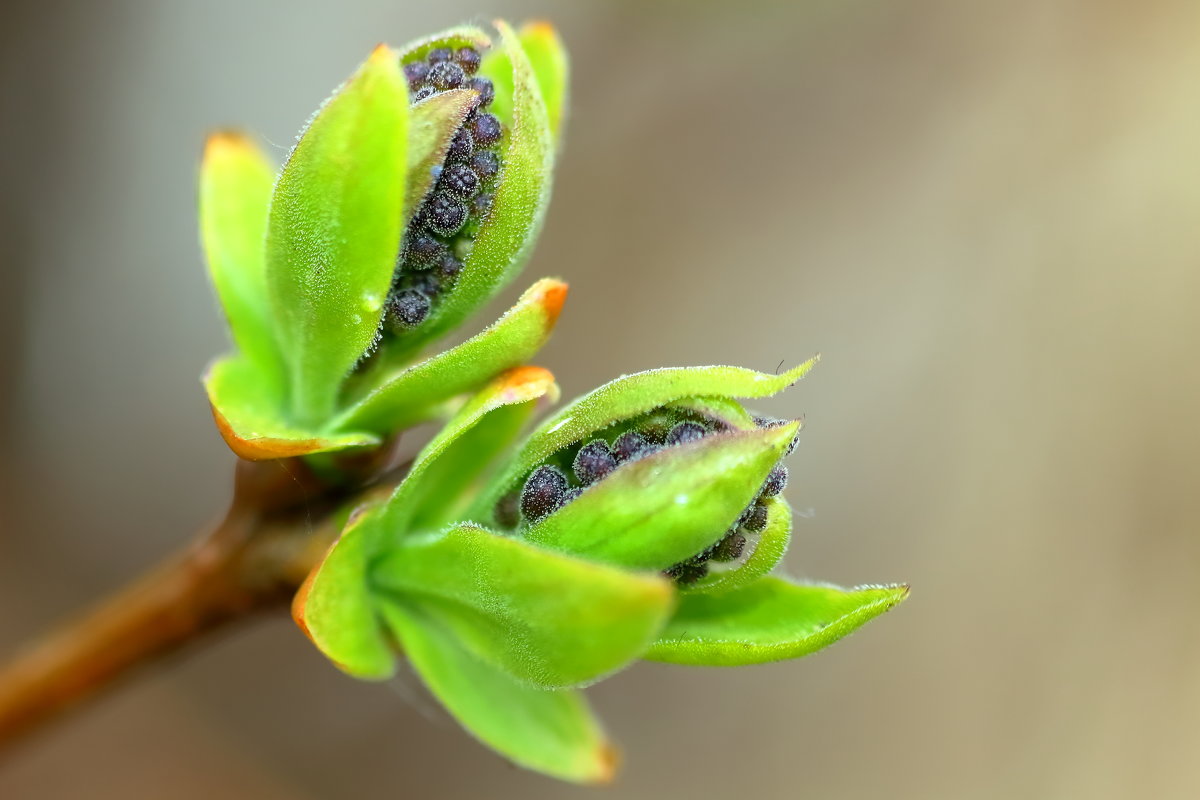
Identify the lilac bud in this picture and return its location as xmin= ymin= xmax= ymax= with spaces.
xmin=573 ymin=440 xmax=617 ymax=486
xmin=760 ymin=465 xmax=788 ymax=498
xmin=521 ymin=465 xmax=570 ymax=522
xmin=403 ymin=61 xmax=430 ymax=90
xmin=665 ymin=421 xmax=707 ymax=446
xmin=471 ymin=150 xmax=500 ymax=180
xmin=741 ymin=502 xmax=769 ymax=533
xmin=427 ymin=47 xmax=452 ymax=63
xmin=446 ymin=128 xmax=474 ymax=162
xmin=423 ymin=192 xmax=469 ymax=237
xmin=455 ymin=46 xmax=482 ymax=74
xmin=709 ymin=531 xmax=747 ymax=562
xmin=441 ymin=162 xmax=481 ymax=199
xmin=471 ymin=113 xmax=503 ymax=146
xmin=389 ymin=289 xmax=431 ymax=328
xmin=612 ymin=431 xmax=653 ymax=462
xmin=467 ymin=76 xmax=495 ymax=107
xmin=428 ymin=61 xmax=466 ymax=91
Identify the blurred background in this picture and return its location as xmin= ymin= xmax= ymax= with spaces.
xmin=3 ymin=0 xmax=1199 ymax=797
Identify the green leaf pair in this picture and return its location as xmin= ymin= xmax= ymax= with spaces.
xmin=295 ymin=361 xmax=907 ymax=783
xmin=200 ymin=21 xmax=567 ymax=461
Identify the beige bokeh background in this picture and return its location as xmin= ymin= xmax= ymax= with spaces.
xmin=3 ymin=0 xmax=1199 ymax=797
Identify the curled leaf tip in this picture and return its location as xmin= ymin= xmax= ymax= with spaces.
xmin=496 ymin=364 xmax=557 ymax=403
xmin=589 ymin=740 xmax=621 ymax=785
xmin=534 ymin=278 xmax=568 ymax=326
xmin=203 ymin=129 xmax=257 ymax=159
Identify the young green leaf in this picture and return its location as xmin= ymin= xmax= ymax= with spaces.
xmin=381 ymin=603 xmax=616 ymax=784
xmin=199 ymin=132 xmax=281 ymax=381
xmin=205 ymin=354 xmax=378 ymax=461
xmin=374 ymin=366 xmax=558 ymax=539
xmin=518 ymin=21 xmax=569 ymax=142
xmin=265 ymin=45 xmax=409 ymax=426
xmin=524 ymin=423 xmax=800 ymax=570
xmin=373 ymin=522 xmax=675 ymax=688
xmin=292 ymin=511 xmax=395 ymax=680
xmin=646 ymin=577 xmax=909 ymax=666
xmin=334 ymin=279 xmax=567 ymax=435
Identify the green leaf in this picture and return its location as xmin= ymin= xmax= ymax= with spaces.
xmin=374 ymin=366 xmax=558 ymax=540
xmin=481 ymin=359 xmax=817 ymax=513
xmin=402 ymin=391 xmax=541 ymax=533
xmin=404 ymin=88 xmax=483 ymax=225
xmin=646 ymin=577 xmax=909 ymax=666
xmin=686 ymin=497 xmax=791 ymax=595
xmin=333 ymin=279 xmax=567 ymax=435
xmin=518 ymin=21 xmax=569 ymax=142
xmin=411 ymin=19 xmax=556 ymax=350
xmin=199 ymin=132 xmax=282 ymax=381
xmin=373 ymin=522 xmax=674 ymax=688
xmin=205 ymin=354 xmax=378 ymax=460
xmin=381 ymin=603 xmax=616 ymax=784
xmin=293 ymin=510 xmax=395 ymax=680
xmin=523 ymin=422 xmax=801 ymax=571
xmin=265 ymin=45 xmax=409 ymax=426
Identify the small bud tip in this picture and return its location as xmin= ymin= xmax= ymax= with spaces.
xmin=536 ymin=279 xmax=569 ymax=327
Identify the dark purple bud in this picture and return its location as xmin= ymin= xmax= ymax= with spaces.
xmin=573 ymin=440 xmax=618 ymax=486
xmin=428 ymin=61 xmax=465 ymax=91
xmin=612 ymin=431 xmax=653 ymax=462
xmin=427 ymin=47 xmax=452 ymax=63
xmin=520 ymin=465 xmax=569 ymax=522
xmin=455 ymin=47 xmax=481 ymax=74
xmin=741 ymin=501 xmax=770 ymax=533
xmin=709 ymin=531 xmax=747 ymax=563
xmin=403 ymin=61 xmax=430 ymax=90
xmin=470 ymin=113 xmax=503 ymax=146
xmin=665 ymin=559 xmax=709 ymax=585
xmin=446 ymin=128 xmax=474 ymax=162
xmin=437 ymin=253 xmax=463 ymax=282
xmin=423 ymin=192 xmax=468 ymax=236
xmin=409 ymin=271 xmax=442 ymax=298
xmin=471 ymin=149 xmax=500 ymax=180
xmin=471 ymin=192 xmax=494 ymax=218
xmin=404 ymin=232 xmax=447 ymax=270
xmin=665 ymin=421 xmax=708 ymax=447
xmin=760 ymin=465 xmax=788 ymax=498
xmin=467 ymin=76 xmax=494 ymax=106
xmin=754 ymin=415 xmax=799 ymax=455
xmin=495 ymin=490 xmax=520 ymax=529
xmin=389 ymin=289 xmax=431 ymax=328
xmin=441 ymin=162 xmax=481 ymax=199
xmin=413 ymin=85 xmax=436 ymax=102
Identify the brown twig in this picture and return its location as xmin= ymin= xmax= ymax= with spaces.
xmin=0 ymin=458 xmax=353 ymax=752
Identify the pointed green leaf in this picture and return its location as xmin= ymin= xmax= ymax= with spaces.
xmin=199 ymin=132 xmax=282 ymax=380
xmin=381 ymin=603 xmax=617 ymax=784
xmin=266 ymin=45 xmax=409 ymax=426
xmin=482 ymin=359 xmax=817 ymax=513
xmin=374 ymin=522 xmax=674 ymax=688
xmin=686 ymin=497 xmax=791 ymax=595
xmin=407 ymin=20 xmax=556 ymax=352
xmin=524 ymin=423 xmax=800 ymax=571
xmin=402 ymin=393 xmax=541 ymax=533
xmin=373 ymin=366 xmax=558 ymax=539
xmin=646 ymin=577 xmax=909 ymax=666
xmin=518 ymin=21 xmax=569 ymax=142
xmin=205 ymin=354 xmax=378 ymax=460
xmin=293 ymin=511 xmax=395 ymax=680
xmin=334 ymin=279 xmax=567 ymax=435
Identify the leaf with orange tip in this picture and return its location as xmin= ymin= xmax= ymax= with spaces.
xmin=333 ymin=278 xmax=568 ymax=436
xmin=205 ymin=354 xmax=378 ymax=461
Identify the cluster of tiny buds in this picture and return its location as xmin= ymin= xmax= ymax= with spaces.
xmin=386 ymin=45 xmax=504 ymax=331
xmin=499 ymin=412 xmax=794 ymax=586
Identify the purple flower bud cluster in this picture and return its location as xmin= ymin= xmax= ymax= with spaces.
xmin=510 ymin=416 xmax=725 ymax=527
xmin=386 ymin=45 xmax=504 ymax=332
xmin=501 ymin=409 xmax=795 ymax=586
